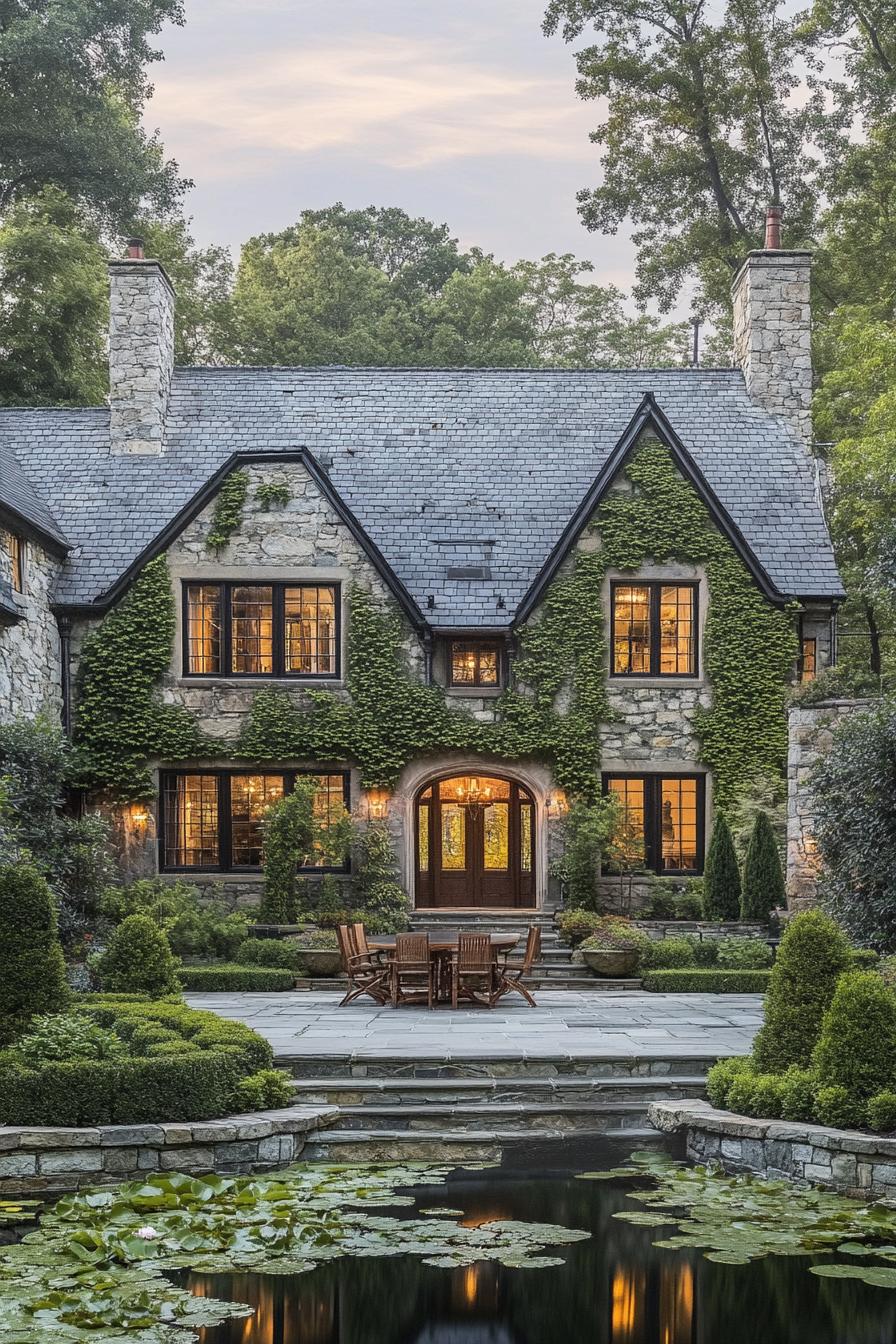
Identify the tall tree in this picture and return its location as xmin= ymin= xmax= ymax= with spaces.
xmin=543 ymin=0 xmax=835 ymax=310
xmin=0 ymin=189 xmax=107 ymax=406
xmin=0 ymin=0 xmax=186 ymax=224
xmin=814 ymin=308 xmax=896 ymax=677
xmin=138 ymin=216 xmax=235 ymax=364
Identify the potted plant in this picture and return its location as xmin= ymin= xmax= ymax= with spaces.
xmin=580 ymin=918 xmax=651 ymax=978
xmin=290 ymin=927 xmax=342 ymax=977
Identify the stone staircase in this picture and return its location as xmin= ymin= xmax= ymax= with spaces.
xmin=287 ymin=1050 xmax=711 ymax=1160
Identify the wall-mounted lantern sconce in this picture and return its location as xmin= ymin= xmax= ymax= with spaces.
xmin=364 ymin=788 xmax=391 ymax=820
xmin=546 ymin=791 xmax=569 ymax=819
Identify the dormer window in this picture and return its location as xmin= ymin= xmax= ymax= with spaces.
xmin=611 ymin=582 xmax=697 ymax=677
xmin=2 ymin=530 xmax=25 ymax=594
xmin=450 ymin=640 xmax=501 ymax=688
xmin=183 ymin=581 xmax=339 ymax=678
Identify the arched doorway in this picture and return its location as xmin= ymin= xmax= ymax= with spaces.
xmin=415 ymin=773 xmax=535 ymax=908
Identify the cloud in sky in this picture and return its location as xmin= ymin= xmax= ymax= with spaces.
xmin=144 ymin=0 xmax=644 ymax=292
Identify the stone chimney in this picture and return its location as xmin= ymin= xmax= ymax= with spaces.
xmin=108 ymin=239 xmax=175 ymax=455
xmin=731 ymin=209 xmax=812 ymax=448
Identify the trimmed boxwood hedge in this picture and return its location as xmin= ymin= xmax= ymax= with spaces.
xmin=176 ymin=964 xmax=296 ymax=992
xmin=0 ymin=996 xmax=276 ymax=1127
xmin=640 ymin=969 xmax=772 ymax=993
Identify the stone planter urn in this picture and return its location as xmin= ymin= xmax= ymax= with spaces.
xmin=295 ymin=949 xmax=342 ymax=977
xmin=582 ymin=948 xmax=639 ymax=978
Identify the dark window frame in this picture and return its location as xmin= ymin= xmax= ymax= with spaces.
xmin=3 ymin=530 xmax=25 ymax=595
xmin=159 ymin=768 xmax=351 ymax=874
xmin=610 ymin=580 xmax=699 ymax=679
xmin=448 ymin=639 xmax=503 ymax=689
xmin=601 ymin=772 xmax=706 ymax=876
xmin=181 ymin=580 xmax=342 ymax=680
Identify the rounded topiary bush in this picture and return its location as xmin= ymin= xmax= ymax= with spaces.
xmin=750 ymin=1073 xmax=785 ymax=1119
xmin=751 ymin=910 xmax=851 ymax=1073
xmin=640 ymin=936 xmax=697 ymax=970
xmin=814 ymin=1085 xmax=865 ymax=1130
xmin=726 ymin=1069 xmax=760 ymax=1116
xmin=867 ymin=1090 xmax=896 ymax=1134
xmin=740 ymin=811 xmax=785 ymax=921
xmin=706 ymin=1056 xmax=752 ymax=1108
xmin=96 ymin=914 xmax=180 ymax=998
xmin=0 ymin=862 xmax=68 ymax=1042
xmin=778 ymin=1067 xmax=817 ymax=1123
xmin=813 ymin=970 xmax=896 ymax=1102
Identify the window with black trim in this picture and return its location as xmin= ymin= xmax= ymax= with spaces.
xmin=3 ymin=530 xmax=25 ymax=594
xmin=449 ymin=641 xmax=501 ymax=688
xmin=603 ymin=774 xmax=705 ymax=875
xmin=183 ymin=582 xmax=339 ymax=678
xmin=611 ymin=582 xmax=697 ymax=677
xmin=160 ymin=770 xmax=350 ymax=872
xmin=800 ymin=637 xmax=817 ymax=683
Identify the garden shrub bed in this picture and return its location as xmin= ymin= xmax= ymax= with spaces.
xmin=640 ymin=969 xmax=772 ymax=993
xmin=176 ymin=964 xmax=297 ymax=992
xmin=0 ymin=997 xmax=281 ymax=1127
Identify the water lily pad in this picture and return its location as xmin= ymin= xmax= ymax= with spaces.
xmin=576 ymin=1168 xmax=641 ymax=1181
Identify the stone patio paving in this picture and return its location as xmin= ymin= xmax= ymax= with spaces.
xmin=186 ymin=990 xmax=764 ymax=1062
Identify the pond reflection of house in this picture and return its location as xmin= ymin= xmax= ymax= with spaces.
xmin=609 ymin=1263 xmax=696 ymax=1344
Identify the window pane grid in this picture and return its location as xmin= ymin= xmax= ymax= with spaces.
xmin=661 ymin=779 xmax=699 ymax=872
xmin=450 ymin=642 xmax=500 ymax=687
xmin=231 ymin=585 xmax=274 ymax=674
xmin=613 ymin=586 xmax=651 ymax=674
xmin=659 ymin=586 xmax=695 ymax=674
xmin=607 ymin=777 xmax=646 ymax=870
xmin=230 ymin=774 xmax=285 ymax=867
xmin=186 ymin=584 xmax=222 ymax=674
xmin=163 ymin=775 xmax=219 ymax=868
xmin=285 ymin=586 xmax=337 ymax=675
xmin=612 ymin=583 xmax=697 ymax=677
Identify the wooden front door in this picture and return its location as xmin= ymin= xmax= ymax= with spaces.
xmin=415 ymin=775 xmax=535 ymax=908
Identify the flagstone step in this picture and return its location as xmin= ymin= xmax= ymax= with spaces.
xmin=322 ymin=1101 xmax=674 ymax=1134
xmin=283 ymin=1053 xmax=717 ymax=1080
xmin=301 ymin=1126 xmax=665 ymax=1162
xmin=297 ymin=1074 xmax=707 ymax=1108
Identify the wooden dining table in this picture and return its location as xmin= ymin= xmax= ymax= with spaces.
xmin=369 ymin=933 xmax=520 ymax=1005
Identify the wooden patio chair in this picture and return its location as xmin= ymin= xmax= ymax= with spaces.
xmin=494 ymin=925 xmax=540 ymax=1007
xmin=353 ymin=922 xmax=386 ymax=966
xmin=336 ymin=923 xmax=390 ymax=1008
xmin=450 ymin=932 xmax=499 ymax=1010
xmin=390 ymin=932 xmax=435 ymax=1009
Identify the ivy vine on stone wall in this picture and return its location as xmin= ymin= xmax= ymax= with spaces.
xmin=207 ymin=469 xmax=249 ymax=550
xmin=72 ymin=440 xmax=798 ymax=809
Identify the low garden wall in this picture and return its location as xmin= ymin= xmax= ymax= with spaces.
xmin=0 ymin=1102 xmax=337 ymax=1198
xmin=649 ymin=1099 xmax=896 ymax=1201
xmin=631 ymin=921 xmax=769 ymax=941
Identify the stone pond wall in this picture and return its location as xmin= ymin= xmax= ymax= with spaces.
xmin=0 ymin=1104 xmax=336 ymax=1198
xmin=786 ymin=698 xmax=873 ymax=908
xmin=0 ymin=538 xmax=63 ymax=719
xmin=650 ymin=1100 xmax=896 ymax=1201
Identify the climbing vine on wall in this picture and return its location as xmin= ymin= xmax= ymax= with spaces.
xmin=72 ymin=556 xmax=210 ymax=801
xmin=74 ymin=440 xmax=797 ymax=809
xmin=207 ymin=469 xmax=249 ymax=550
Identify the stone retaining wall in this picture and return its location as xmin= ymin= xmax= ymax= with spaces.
xmin=649 ymin=1099 xmax=896 ymax=1201
xmin=631 ymin=921 xmax=768 ymax=941
xmin=0 ymin=1103 xmax=337 ymax=1198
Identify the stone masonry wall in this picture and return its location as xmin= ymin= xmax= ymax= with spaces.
xmin=0 ymin=1104 xmax=336 ymax=1198
xmin=786 ymin=698 xmax=872 ymax=907
xmin=0 ymin=538 xmax=63 ymax=719
xmin=731 ymin=251 xmax=813 ymax=448
xmin=108 ymin=259 xmax=175 ymax=456
xmin=650 ymin=1100 xmax=896 ymax=1201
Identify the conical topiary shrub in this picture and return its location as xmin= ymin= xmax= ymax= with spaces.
xmin=702 ymin=815 xmax=741 ymax=920
xmin=96 ymin=913 xmax=180 ymax=998
xmin=741 ymin=812 xmax=786 ymax=921
xmin=813 ymin=970 xmax=896 ymax=1103
xmin=751 ymin=909 xmax=851 ymax=1073
xmin=0 ymin=861 xmax=68 ymax=1043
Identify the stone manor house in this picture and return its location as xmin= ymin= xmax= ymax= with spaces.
xmin=0 ymin=232 xmax=842 ymax=911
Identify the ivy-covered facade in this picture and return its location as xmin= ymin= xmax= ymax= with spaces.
xmin=0 ymin=242 xmax=843 ymax=910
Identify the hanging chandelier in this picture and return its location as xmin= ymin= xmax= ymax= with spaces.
xmin=452 ymin=776 xmax=493 ymax=814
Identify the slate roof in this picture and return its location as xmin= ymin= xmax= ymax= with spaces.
xmin=0 ymin=367 xmax=843 ymax=625
xmin=0 ymin=440 xmax=68 ymax=551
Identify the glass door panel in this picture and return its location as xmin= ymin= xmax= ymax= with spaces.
xmin=483 ymin=802 xmax=509 ymax=871
xmin=440 ymin=803 xmax=466 ymax=870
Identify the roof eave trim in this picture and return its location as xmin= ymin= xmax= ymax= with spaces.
xmin=512 ymin=393 xmax=786 ymax=627
xmin=54 ymin=449 xmax=429 ymax=632
xmin=0 ymin=502 xmax=70 ymax=557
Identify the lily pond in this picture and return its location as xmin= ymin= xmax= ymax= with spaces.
xmin=7 ymin=1142 xmax=896 ymax=1342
